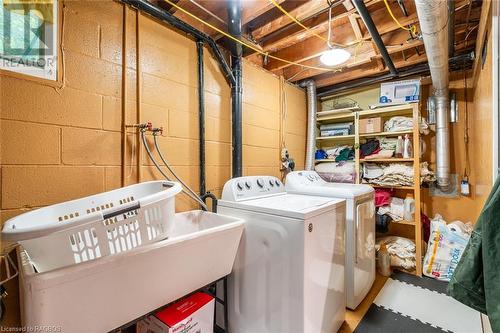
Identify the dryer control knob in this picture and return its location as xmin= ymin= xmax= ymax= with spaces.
xmin=236 ymin=182 xmax=243 ymax=191
xmin=269 ymin=179 xmax=275 ymax=187
xmin=275 ymin=180 xmax=281 ymax=187
xmin=257 ymin=179 xmax=264 ymax=188
xmin=245 ymin=181 xmax=252 ymax=189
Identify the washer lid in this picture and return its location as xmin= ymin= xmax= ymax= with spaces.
xmin=219 ymin=193 xmax=345 ymax=220
xmin=285 ymin=171 xmax=373 ymax=199
xmin=289 ymin=182 xmax=374 ymax=199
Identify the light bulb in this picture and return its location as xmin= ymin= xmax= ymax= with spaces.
xmin=319 ymin=48 xmax=351 ymax=66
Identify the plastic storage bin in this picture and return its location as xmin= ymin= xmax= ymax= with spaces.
xmin=18 ymin=210 xmax=244 ymax=333
xmin=2 ymin=181 xmax=182 ymax=272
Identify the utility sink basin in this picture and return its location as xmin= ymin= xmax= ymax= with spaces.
xmin=18 ymin=210 xmax=244 ymax=333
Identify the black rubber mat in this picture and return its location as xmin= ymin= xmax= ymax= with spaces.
xmin=355 ymin=272 xmax=451 ymax=333
xmin=391 ymin=270 xmax=448 ymax=295
xmin=354 ymin=304 xmax=448 ymax=333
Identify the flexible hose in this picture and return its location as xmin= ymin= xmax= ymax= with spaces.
xmin=141 ymin=131 xmax=208 ymax=210
xmin=152 ymin=134 xmax=208 ymax=210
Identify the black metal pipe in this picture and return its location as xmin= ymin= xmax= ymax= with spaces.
xmin=201 ymin=192 xmax=218 ymax=212
xmin=227 ymin=0 xmax=243 ymax=178
xmin=317 ymin=51 xmax=475 ymax=97
xmin=352 ymin=0 xmax=398 ymax=76
xmin=121 ymin=0 xmax=235 ymax=86
xmin=197 ymin=40 xmax=206 ymax=197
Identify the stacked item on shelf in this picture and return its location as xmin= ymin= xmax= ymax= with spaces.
xmin=323 ymin=145 xmax=355 ymax=161
xmin=362 ymin=162 xmax=435 ymax=187
xmin=362 ymin=137 xmax=399 ymax=160
xmin=384 ymin=115 xmax=431 ymax=135
xmin=384 ymin=116 xmax=413 ymax=132
xmin=374 ymin=188 xmax=402 ymax=233
xmin=315 ymin=160 xmax=356 ymax=183
xmin=319 ymin=121 xmax=354 ymax=137
xmin=375 ymin=188 xmax=416 ymax=232
xmin=376 ymin=236 xmax=416 ymax=271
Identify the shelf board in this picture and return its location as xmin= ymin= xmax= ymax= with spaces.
xmin=317 ymin=113 xmax=356 ymax=122
xmin=392 ymin=219 xmax=416 ymax=226
xmin=360 ymin=158 xmax=414 ymax=163
xmin=368 ymin=184 xmax=415 ymax=190
xmin=358 ymin=104 xmax=415 ymax=117
xmin=315 ymin=159 xmax=336 ymax=163
xmin=316 ymin=135 xmax=355 ymax=141
xmin=359 ymin=130 xmax=413 ymax=138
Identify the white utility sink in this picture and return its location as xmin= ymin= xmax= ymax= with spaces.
xmin=19 ymin=210 xmax=244 ymax=333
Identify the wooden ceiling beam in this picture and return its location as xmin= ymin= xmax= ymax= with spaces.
xmin=250 ymin=0 xmax=331 ymax=41
xmin=281 ymin=37 xmax=424 ymax=82
xmin=256 ymin=0 xmax=382 ymax=53
xmin=242 ymin=0 xmax=286 ymax=25
xmin=314 ymin=50 xmax=428 ymax=87
xmin=264 ymin=14 xmax=420 ymax=72
xmin=169 ymin=0 xmax=227 ymax=37
xmin=348 ymin=14 xmax=363 ymax=40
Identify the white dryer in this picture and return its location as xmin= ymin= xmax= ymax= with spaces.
xmin=218 ymin=176 xmax=346 ymax=333
xmin=285 ymin=171 xmax=375 ymax=310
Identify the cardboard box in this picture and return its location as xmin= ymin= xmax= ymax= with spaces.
xmin=359 ymin=117 xmax=383 ymax=134
xmin=379 ymin=79 xmax=420 ymax=104
xmin=137 ymin=292 xmax=214 ymax=333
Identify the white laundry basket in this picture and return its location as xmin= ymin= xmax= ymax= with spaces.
xmin=2 ymin=181 xmax=182 ymax=272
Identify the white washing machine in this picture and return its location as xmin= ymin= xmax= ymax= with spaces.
xmin=285 ymin=171 xmax=375 ymax=310
xmin=218 ymin=176 xmax=346 ymax=333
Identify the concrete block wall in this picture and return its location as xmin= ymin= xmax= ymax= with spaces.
xmin=0 ymin=0 xmax=306 ymax=223
xmin=0 ymin=1 xmax=306 ymax=326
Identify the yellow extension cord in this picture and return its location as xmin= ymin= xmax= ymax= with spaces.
xmin=162 ymin=0 xmax=344 ymax=72
xmin=383 ymin=0 xmax=417 ymax=35
xmin=268 ymin=0 xmax=345 ymax=48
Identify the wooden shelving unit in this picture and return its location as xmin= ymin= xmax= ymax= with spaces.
xmin=315 ymin=104 xmax=423 ymax=276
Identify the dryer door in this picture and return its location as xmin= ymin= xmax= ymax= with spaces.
xmin=353 ymin=200 xmax=376 ymax=306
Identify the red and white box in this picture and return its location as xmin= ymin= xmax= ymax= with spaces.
xmin=137 ymin=292 xmax=214 ymax=333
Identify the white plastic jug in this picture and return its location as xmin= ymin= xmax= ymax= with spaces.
xmin=403 ymin=194 xmax=415 ymax=221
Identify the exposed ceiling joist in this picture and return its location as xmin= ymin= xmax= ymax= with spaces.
xmin=315 ymin=49 xmax=428 ymax=87
xmin=281 ymin=36 xmax=424 ymax=82
xmin=159 ymin=0 xmax=483 ymax=89
xmin=265 ymin=15 xmax=419 ymax=72
xmin=250 ymin=0 xmax=332 ymax=41
xmin=242 ymin=0 xmax=285 ymax=24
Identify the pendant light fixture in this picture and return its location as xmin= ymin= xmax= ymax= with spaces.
xmin=320 ymin=0 xmax=351 ymax=66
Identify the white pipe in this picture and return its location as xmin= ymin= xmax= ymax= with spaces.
xmin=415 ymin=0 xmax=451 ymax=189
xmin=302 ymin=80 xmax=317 ymax=170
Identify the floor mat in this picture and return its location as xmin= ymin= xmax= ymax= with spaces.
xmin=355 ymin=272 xmax=482 ymax=333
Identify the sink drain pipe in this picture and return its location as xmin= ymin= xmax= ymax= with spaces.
xmin=227 ymin=0 xmax=243 ymax=178
xmin=197 ymin=40 xmax=218 ymax=211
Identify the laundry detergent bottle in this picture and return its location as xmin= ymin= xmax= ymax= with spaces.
xmin=395 ymin=136 xmax=404 ymax=158
xmin=378 ymin=243 xmax=392 ymax=277
xmin=404 ymin=194 xmax=415 ymax=221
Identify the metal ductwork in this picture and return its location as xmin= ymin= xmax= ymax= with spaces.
xmin=301 ymin=80 xmax=317 ymax=171
xmin=415 ymin=0 xmax=451 ymax=190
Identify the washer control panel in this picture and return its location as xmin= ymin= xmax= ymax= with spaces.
xmin=221 ymin=176 xmax=284 ymax=201
xmin=285 ymin=171 xmax=326 ymax=187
